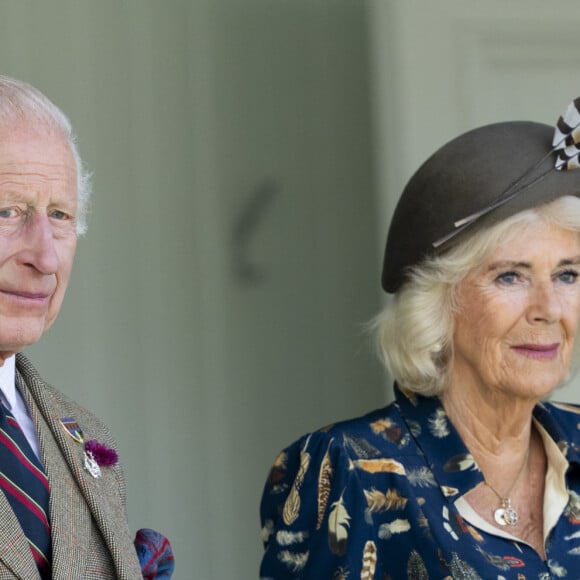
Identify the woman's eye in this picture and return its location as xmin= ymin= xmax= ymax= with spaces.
xmin=557 ymin=269 xmax=579 ymax=284
xmin=496 ymin=271 xmax=519 ymax=285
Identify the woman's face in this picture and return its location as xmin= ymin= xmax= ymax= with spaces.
xmin=452 ymin=221 xmax=580 ymax=401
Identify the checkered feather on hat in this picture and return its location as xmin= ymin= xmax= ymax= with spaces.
xmin=553 ymin=97 xmax=580 ymax=170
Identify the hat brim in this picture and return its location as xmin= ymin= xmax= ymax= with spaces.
xmin=381 ymin=121 xmax=580 ymax=293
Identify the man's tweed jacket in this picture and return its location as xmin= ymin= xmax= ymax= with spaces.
xmin=0 ymin=353 xmax=143 ymax=580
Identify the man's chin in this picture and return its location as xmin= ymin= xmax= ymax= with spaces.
xmin=0 ymin=322 xmax=48 ymax=353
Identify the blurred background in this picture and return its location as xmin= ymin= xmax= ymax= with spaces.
xmin=1 ymin=0 xmax=579 ymax=577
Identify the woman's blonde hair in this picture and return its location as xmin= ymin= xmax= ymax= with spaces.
xmin=374 ymin=195 xmax=580 ymax=396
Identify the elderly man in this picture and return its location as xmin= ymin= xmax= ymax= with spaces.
xmin=0 ymin=76 xmax=162 ymax=579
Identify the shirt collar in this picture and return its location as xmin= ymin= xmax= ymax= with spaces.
xmin=0 ymin=355 xmax=17 ymax=411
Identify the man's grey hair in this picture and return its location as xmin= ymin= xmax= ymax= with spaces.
xmin=0 ymin=75 xmax=91 ymax=234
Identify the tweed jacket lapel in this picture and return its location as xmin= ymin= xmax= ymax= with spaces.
xmin=15 ymin=355 xmax=141 ymax=579
xmin=0 ymin=489 xmax=39 ymax=579
xmin=15 ymin=371 xmax=90 ymax=579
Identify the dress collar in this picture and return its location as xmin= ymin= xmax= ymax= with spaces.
xmin=533 ymin=401 xmax=580 ymax=467
xmin=394 ymin=384 xmax=484 ymax=499
xmin=394 ymin=384 xmax=580 ymax=499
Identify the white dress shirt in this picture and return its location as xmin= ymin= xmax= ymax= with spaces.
xmin=0 ymin=355 xmax=41 ymax=459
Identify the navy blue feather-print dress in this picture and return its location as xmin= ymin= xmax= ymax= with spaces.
xmin=260 ymin=385 xmax=580 ymax=579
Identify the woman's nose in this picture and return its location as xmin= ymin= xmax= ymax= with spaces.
xmin=527 ymin=280 xmax=562 ymax=324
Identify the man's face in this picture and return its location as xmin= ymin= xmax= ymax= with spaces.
xmin=0 ymin=122 xmax=78 ymax=360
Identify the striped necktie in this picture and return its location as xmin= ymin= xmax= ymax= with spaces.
xmin=0 ymin=402 xmax=51 ymax=577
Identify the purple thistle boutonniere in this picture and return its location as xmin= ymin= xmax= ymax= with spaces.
xmin=85 ymin=440 xmax=118 ymax=466
xmin=83 ymin=439 xmax=119 ymax=479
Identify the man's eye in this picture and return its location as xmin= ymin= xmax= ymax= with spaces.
xmin=50 ymin=210 xmax=68 ymax=220
xmin=0 ymin=208 xmax=17 ymax=218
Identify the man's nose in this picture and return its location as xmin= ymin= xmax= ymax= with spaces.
xmin=18 ymin=213 xmax=59 ymax=274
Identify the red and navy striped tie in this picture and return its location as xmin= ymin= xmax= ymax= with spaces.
xmin=0 ymin=403 xmax=51 ymax=577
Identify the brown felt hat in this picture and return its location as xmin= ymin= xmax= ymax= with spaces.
xmin=381 ymin=120 xmax=580 ymax=293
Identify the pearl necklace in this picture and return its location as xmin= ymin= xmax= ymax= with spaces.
xmin=484 ymin=448 xmax=530 ymax=527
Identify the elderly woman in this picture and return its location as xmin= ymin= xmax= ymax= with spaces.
xmin=260 ymin=99 xmax=580 ymax=579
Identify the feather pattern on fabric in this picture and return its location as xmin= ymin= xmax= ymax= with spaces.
xmin=282 ymin=436 xmax=311 ymax=526
xmin=261 ymin=519 xmax=274 ymax=544
xmin=360 ymin=541 xmax=377 ymax=580
xmin=428 ymin=408 xmax=450 ymax=438
xmin=328 ymin=493 xmax=351 ymax=556
xmin=370 ymin=418 xmax=408 ymax=446
xmin=267 ymin=451 xmax=288 ymax=487
xmin=316 ymin=439 xmax=334 ymax=530
xmin=446 ymin=553 xmax=482 ymax=579
xmin=547 ymin=560 xmax=568 ymax=577
xmin=565 ymin=490 xmax=580 ymax=520
xmin=364 ymin=488 xmax=408 ymax=513
xmin=443 ymin=453 xmax=478 ymax=472
xmin=351 ymin=458 xmax=406 ymax=475
xmin=406 ymin=550 xmax=429 ymax=580
xmin=406 ymin=466 xmax=436 ymax=487
xmin=343 ymin=434 xmax=380 ymax=459
xmin=275 ymin=530 xmax=309 ymax=546
xmin=277 ymin=549 xmax=309 ymax=572
xmin=441 ymin=485 xmax=459 ymax=497
xmin=378 ymin=518 xmax=411 ymax=540
xmin=333 ymin=566 xmax=350 ymax=580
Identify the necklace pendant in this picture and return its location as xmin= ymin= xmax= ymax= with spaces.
xmin=494 ymin=507 xmax=507 ymax=526
xmin=503 ymin=506 xmax=518 ymax=526
xmin=494 ymin=498 xmax=518 ymax=526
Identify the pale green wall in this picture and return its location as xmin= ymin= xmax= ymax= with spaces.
xmin=1 ymin=2 xmax=383 ymax=578
xmin=7 ymin=2 xmax=580 ymax=578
